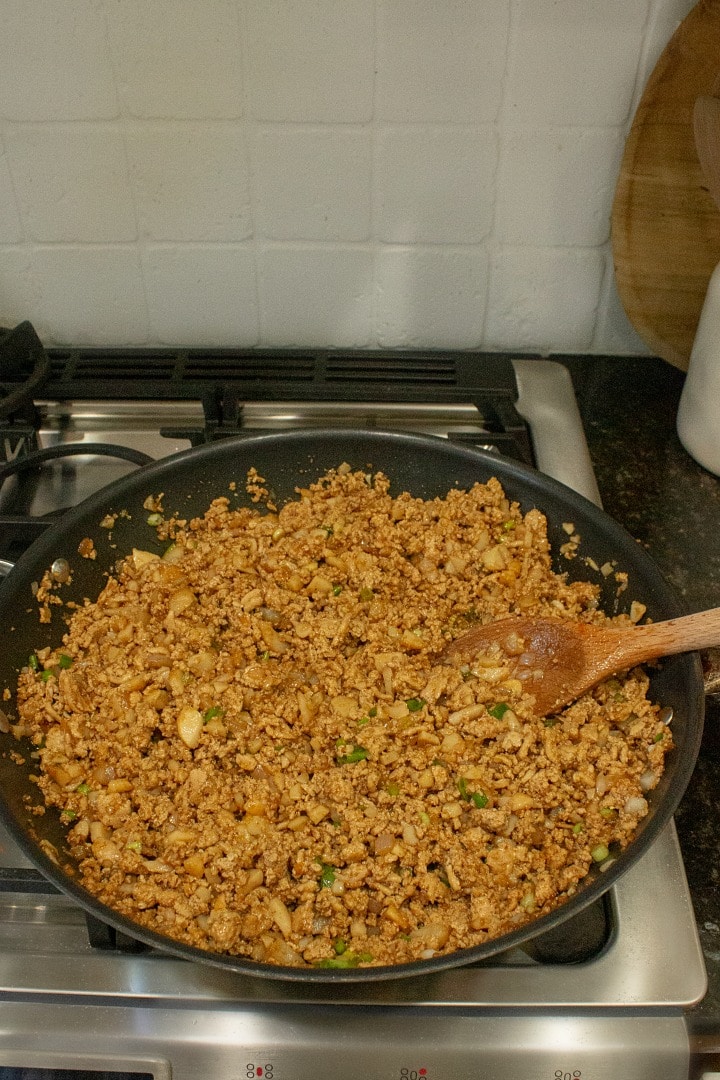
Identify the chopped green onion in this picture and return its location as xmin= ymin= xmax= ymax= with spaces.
xmin=147 ymin=512 xmax=163 ymax=526
xmin=386 ymin=781 xmax=400 ymax=797
xmin=488 ymin=702 xmax=509 ymax=720
xmin=503 ymin=520 xmax=516 ymax=532
xmin=543 ymin=717 xmax=557 ymax=728
xmin=61 ymin=809 xmax=77 ymax=821
xmin=40 ymin=670 xmax=54 ymax=682
xmin=319 ymin=863 xmax=336 ymax=888
xmin=591 ymin=844 xmax=610 ymax=863
xmin=458 ymin=776 xmax=489 ymax=808
xmin=357 ymin=716 xmax=370 ymax=726
xmin=336 ymin=745 xmax=369 ymax=765
xmin=203 ymin=706 xmax=225 ymax=723
xmin=332 ymin=585 xmax=343 ymax=596
xmin=405 ymin=697 xmax=426 ymax=712
xmin=600 ymin=807 xmax=617 ymax=819
xmin=58 ymin=654 xmax=73 ymax=669
xmin=572 ymin=821 xmax=585 ymax=834
xmin=359 ymin=587 xmax=374 ymax=602
xmin=75 ymin=782 xmax=90 ymax=796
xmin=333 ymin=938 xmax=347 ymax=955
xmin=28 ymin=654 xmax=39 ymax=671
xmin=368 ymin=707 xmax=377 ymax=718
xmin=126 ymin=841 xmax=142 ymax=852
xmin=653 ymin=730 xmax=665 ymax=743
xmin=260 ymin=650 xmax=270 ymax=661
xmin=419 ymin=811 xmax=431 ymax=826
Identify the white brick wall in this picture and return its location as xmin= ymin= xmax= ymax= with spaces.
xmin=0 ymin=0 xmax=697 ymax=353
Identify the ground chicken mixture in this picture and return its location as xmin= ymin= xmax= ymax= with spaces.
xmin=13 ymin=466 xmax=672 ymax=970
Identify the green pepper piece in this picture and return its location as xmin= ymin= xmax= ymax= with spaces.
xmin=336 ymin=745 xmax=369 ymax=765
xmin=315 ymin=949 xmax=373 ymax=968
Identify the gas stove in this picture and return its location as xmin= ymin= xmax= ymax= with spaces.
xmin=0 ymin=326 xmax=708 ymax=1080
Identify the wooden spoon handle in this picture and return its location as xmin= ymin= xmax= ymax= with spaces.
xmin=615 ymin=606 xmax=720 ymax=667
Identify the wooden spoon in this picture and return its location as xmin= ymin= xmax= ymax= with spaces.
xmin=440 ymin=608 xmax=720 ymax=717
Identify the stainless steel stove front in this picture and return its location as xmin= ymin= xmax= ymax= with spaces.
xmin=0 ymin=358 xmax=707 ymax=1080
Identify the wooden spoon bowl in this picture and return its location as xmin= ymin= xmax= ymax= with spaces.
xmin=441 ymin=607 xmax=720 ymax=717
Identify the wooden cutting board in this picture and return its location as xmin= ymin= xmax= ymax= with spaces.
xmin=611 ymin=0 xmax=720 ymax=369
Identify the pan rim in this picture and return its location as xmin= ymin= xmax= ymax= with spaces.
xmin=0 ymin=428 xmax=704 ymax=983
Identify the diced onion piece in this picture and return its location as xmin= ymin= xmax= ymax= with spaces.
xmin=132 ymin=548 xmax=159 ymax=569
xmin=177 ymin=706 xmax=203 ymax=749
xmin=268 ymin=897 xmax=292 ymax=937
xmin=161 ymin=543 xmax=185 ymax=564
xmin=409 ymin=922 xmax=450 ymax=950
xmin=639 ymin=770 xmax=656 ymax=792
xmin=168 ymin=587 xmax=197 ymax=615
xmin=259 ymin=619 xmax=288 ymax=654
xmin=629 ymin=601 xmax=647 ymax=623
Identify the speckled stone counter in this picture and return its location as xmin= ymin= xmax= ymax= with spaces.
xmin=565 ymin=354 xmax=720 ymax=1036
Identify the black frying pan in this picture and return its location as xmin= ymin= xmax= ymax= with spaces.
xmin=0 ymin=430 xmax=704 ymax=982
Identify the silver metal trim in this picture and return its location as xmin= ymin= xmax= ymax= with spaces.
xmin=512 ymin=359 xmax=603 ymax=506
xmin=0 ymin=1006 xmax=694 ymax=1080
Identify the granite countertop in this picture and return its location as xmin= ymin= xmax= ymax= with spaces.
xmin=567 ymin=354 xmax=720 ymax=1035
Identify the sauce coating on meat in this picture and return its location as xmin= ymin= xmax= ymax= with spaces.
xmin=14 ymin=467 xmax=671 ymax=969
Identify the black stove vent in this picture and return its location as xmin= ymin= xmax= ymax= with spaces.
xmin=36 ymin=345 xmax=521 ymax=400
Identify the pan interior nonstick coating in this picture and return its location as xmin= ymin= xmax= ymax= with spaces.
xmin=0 ymin=431 xmax=704 ymax=982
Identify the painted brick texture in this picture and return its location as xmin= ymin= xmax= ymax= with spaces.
xmin=0 ymin=0 xmax=697 ymax=352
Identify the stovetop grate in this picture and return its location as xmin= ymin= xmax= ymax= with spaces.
xmin=0 ymin=324 xmax=536 ymax=458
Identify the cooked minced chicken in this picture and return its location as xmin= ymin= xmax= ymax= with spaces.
xmin=15 ymin=467 xmax=671 ymax=969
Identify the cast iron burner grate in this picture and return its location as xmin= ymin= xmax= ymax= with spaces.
xmin=0 ymin=329 xmax=535 ymax=462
